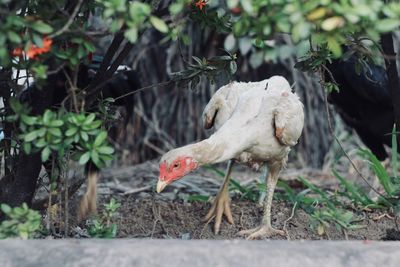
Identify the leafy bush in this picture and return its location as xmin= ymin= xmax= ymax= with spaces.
xmin=0 ymin=203 xmax=42 ymax=239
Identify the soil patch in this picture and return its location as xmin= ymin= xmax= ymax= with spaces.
xmin=114 ymin=196 xmax=398 ymax=240
xmin=61 ymin=161 xmax=399 ymax=241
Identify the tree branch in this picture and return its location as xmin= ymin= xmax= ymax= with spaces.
xmin=48 ymin=0 xmax=84 ymax=39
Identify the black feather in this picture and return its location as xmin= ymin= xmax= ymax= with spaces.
xmin=326 ymin=54 xmax=396 ymax=160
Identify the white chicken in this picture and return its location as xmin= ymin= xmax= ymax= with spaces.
xmin=156 ymin=76 xmax=304 ymax=239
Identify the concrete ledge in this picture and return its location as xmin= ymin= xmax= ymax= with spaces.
xmin=0 ymin=239 xmax=399 ymax=267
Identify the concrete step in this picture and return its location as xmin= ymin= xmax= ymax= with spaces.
xmin=1 ymin=239 xmax=399 ymax=267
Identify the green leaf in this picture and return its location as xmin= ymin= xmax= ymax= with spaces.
xmin=80 ymin=131 xmax=89 ymax=142
xmin=224 ymin=34 xmax=236 ymax=51
xmin=169 ymin=2 xmax=183 ymax=15
xmin=65 ymin=127 xmax=78 ymax=137
xmin=79 ymin=152 xmax=90 ymax=165
xmin=21 ymin=115 xmax=37 ymax=125
xmin=84 ymin=113 xmax=96 ymax=125
xmin=24 ymin=131 xmax=38 ymax=142
xmin=376 ymin=19 xmax=400 ymax=33
xmin=32 ymin=33 xmax=43 ymax=47
xmin=7 ymin=31 xmax=21 ymax=44
xmin=150 ymin=16 xmax=169 ymax=33
xmin=249 ymin=51 xmax=263 ymax=69
xmin=87 ymin=120 xmax=102 ymax=130
xmin=227 ymin=0 xmax=240 ymax=9
xmin=41 ymin=147 xmax=51 ymax=162
xmin=49 ymin=120 xmax=63 ymax=127
xmin=91 ymin=150 xmax=100 ymax=167
xmin=23 ymin=142 xmax=32 ymax=154
xmin=48 ymin=128 xmax=62 ymax=137
xmin=327 ymin=36 xmax=342 ymax=57
xmin=43 ymin=110 xmax=53 ymax=124
xmin=358 ymin=148 xmax=393 ymax=196
xmin=101 ymin=154 xmax=114 ymax=161
xmin=36 ymin=127 xmax=46 ymax=137
xmin=292 ymin=21 xmax=311 ymax=42
xmin=233 ymin=19 xmax=249 ymax=37
xmin=83 ymin=41 xmax=96 ymax=52
xmin=35 ymin=138 xmax=47 ymax=148
xmin=333 ymin=169 xmax=372 ymax=206
xmin=240 ymin=0 xmax=253 ymax=14
xmin=124 ymin=27 xmax=138 ymax=43
xmin=98 ymin=146 xmax=114 ymax=155
xmin=31 ymin=21 xmax=53 ymax=34
xmin=9 ymin=98 xmax=23 ymax=112
xmin=1 ymin=204 xmax=11 ymax=214
xmin=94 ymin=131 xmax=107 ymax=147
xmin=129 ymin=2 xmax=151 ymax=20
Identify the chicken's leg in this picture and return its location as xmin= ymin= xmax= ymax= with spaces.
xmin=204 ymin=160 xmax=234 ymax=234
xmin=237 ymin=161 xmax=285 ymax=239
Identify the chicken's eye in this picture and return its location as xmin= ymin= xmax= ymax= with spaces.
xmin=173 ymin=162 xmax=180 ymax=169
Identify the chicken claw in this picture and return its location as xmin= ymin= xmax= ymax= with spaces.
xmin=237 ymin=225 xmax=285 ymax=240
xmin=203 ymin=191 xmax=234 ymax=234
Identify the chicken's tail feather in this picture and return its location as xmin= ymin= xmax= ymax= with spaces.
xmin=78 ymin=166 xmax=99 ymax=221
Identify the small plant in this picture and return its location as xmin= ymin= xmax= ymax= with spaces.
xmin=0 ymin=203 xmax=42 ymax=239
xmin=87 ymin=198 xmax=121 ymax=238
xmin=310 ymin=206 xmax=364 ymax=236
xmin=277 ymin=177 xmax=365 ymax=236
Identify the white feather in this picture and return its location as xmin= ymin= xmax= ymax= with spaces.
xmin=161 ymin=76 xmax=304 ymax=168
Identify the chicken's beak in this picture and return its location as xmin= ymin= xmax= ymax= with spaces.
xmin=156 ymin=179 xmax=168 ymax=193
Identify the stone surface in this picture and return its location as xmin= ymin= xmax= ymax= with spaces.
xmin=0 ymin=239 xmax=399 ymax=267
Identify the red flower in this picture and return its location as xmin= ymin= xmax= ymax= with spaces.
xmin=12 ymin=37 xmax=53 ymax=59
xmin=231 ymin=6 xmax=241 ymax=14
xmin=195 ymin=0 xmax=207 ymax=11
xmin=26 ymin=37 xmax=53 ymax=59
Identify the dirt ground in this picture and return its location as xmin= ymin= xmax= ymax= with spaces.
xmin=68 ymin=160 xmax=399 ymax=241
xmin=116 ymin=197 xmax=398 ymax=240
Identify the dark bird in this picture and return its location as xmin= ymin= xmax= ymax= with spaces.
xmin=325 ymin=54 xmax=396 ymax=161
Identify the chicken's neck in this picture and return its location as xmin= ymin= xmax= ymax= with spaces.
xmin=188 ymin=137 xmax=237 ymax=166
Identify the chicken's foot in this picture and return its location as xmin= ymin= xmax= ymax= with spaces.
xmin=237 ymin=224 xmax=285 ymax=240
xmin=203 ymin=160 xmax=234 ymax=234
xmin=237 ymin=161 xmax=284 ymax=239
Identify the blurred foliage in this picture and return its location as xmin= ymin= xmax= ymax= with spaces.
xmin=218 ymin=0 xmax=400 ymax=56
xmin=1 ymin=0 xmax=399 ymax=169
xmin=2 ymin=0 xmax=399 ymax=70
xmin=0 ymin=203 xmax=42 ymax=239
